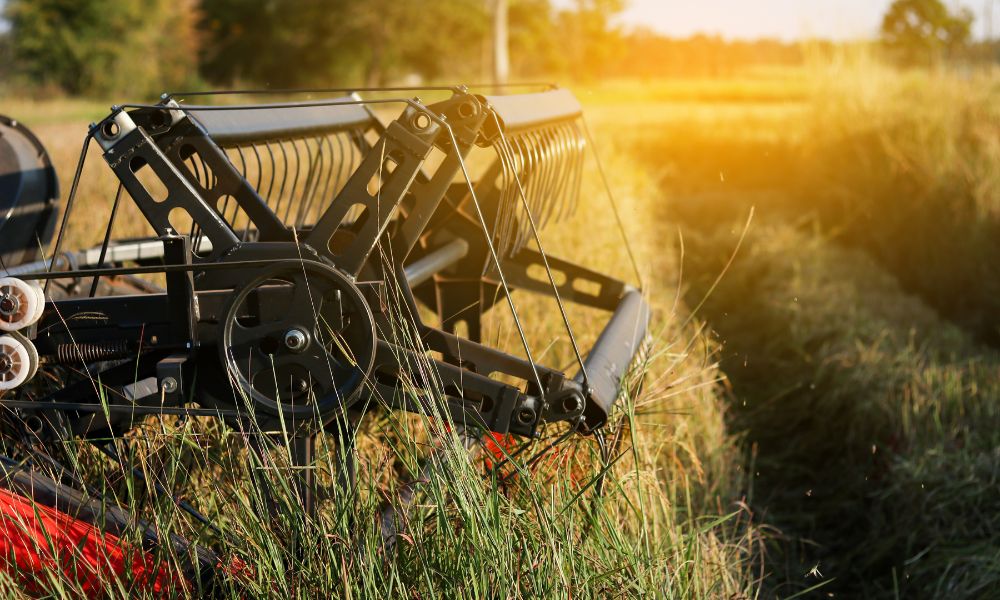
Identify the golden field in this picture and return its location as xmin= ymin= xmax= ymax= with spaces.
xmin=1 ymin=54 xmax=998 ymax=597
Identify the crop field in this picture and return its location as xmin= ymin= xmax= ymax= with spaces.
xmin=2 ymin=53 xmax=998 ymax=598
xmin=617 ymin=57 xmax=1000 ymax=597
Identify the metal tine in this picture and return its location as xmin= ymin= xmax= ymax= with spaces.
xmin=487 ymin=117 xmax=592 ymax=386
xmin=524 ymin=130 xmax=548 ymax=251
xmin=333 ymin=132 xmax=348 ymax=202
xmin=298 ymin=135 xmax=331 ymax=228
xmin=550 ymin=122 xmax=575 ymax=224
xmin=507 ymin=134 xmax=527 ymax=254
xmin=493 ymin=137 xmax=517 ymax=258
xmin=529 ymin=129 xmax=554 ymax=246
xmin=293 ymin=137 xmax=317 ymax=228
xmin=262 ymin=142 xmax=277 ymax=216
xmin=570 ymin=122 xmax=589 ymax=213
xmin=528 ymin=129 xmax=550 ymax=232
xmin=498 ymin=132 xmax=530 ymax=256
xmin=247 ymin=144 xmax=266 ymax=240
xmin=491 ymin=141 xmax=511 ymax=257
xmin=272 ymin=139 xmax=291 ymax=220
xmin=504 ymin=136 xmax=524 ymax=255
xmin=308 ymin=135 xmax=327 ymax=224
xmin=308 ymin=135 xmax=337 ymax=227
xmin=555 ymin=121 xmax=582 ymax=225
xmin=282 ymin=138 xmax=304 ymax=224
xmin=557 ymin=123 xmax=578 ymax=221
xmin=535 ymin=127 xmax=561 ymax=231
xmin=490 ymin=118 xmax=589 ymax=258
xmin=561 ymin=121 xmax=581 ymax=222
xmin=538 ymin=127 xmax=559 ymax=227
xmin=536 ymin=124 xmax=563 ymax=229
xmin=516 ymin=132 xmax=537 ymax=253
xmin=313 ymin=134 xmax=338 ymax=227
xmin=334 ymin=132 xmax=352 ymax=219
xmin=523 ymin=131 xmax=545 ymax=252
xmin=515 ymin=133 xmax=534 ymax=254
xmin=305 ymin=135 xmax=325 ymax=226
xmin=549 ymin=123 xmax=574 ymax=225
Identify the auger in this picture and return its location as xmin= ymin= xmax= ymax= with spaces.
xmin=0 ymin=85 xmax=648 ymax=588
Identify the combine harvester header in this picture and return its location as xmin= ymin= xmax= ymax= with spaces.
xmin=0 ymin=85 xmax=648 ymax=589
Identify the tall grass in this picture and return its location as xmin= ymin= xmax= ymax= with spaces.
xmin=621 ymin=53 xmax=1000 ymax=597
xmin=628 ymin=56 xmax=1000 ymax=346
xmin=678 ymin=223 xmax=1000 ymax=597
xmin=802 ymin=56 xmax=1000 ymax=346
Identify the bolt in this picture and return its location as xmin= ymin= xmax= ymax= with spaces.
xmin=0 ymin=294 xmax=17 ymax=316
xmin=161 ymin=377 xmax=178 ymax=394
xmin=284 ymin=329 xmax=309 ymax=352
xmin=0 ymin=355 xmax=12 ymax=374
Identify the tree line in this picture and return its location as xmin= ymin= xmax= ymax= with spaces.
xmin=0 ymin=0 xmax=994 ymax=98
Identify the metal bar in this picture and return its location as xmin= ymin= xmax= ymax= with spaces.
xmin=88 ymin=184 xmax=125 ymax=297
xmin=483 ymin=89 xmax=583 ymax=133
xmin=4 ymin=238 xmax=216 ymax=276
xmin=402 ymin=240 xmax=470 ymax=288
xmin=574 ymin=289 xmax=650 ymax=430
xmin=0 ymin=400 xmax=237 ymax=417
xmin=186 ymin=99 xmax=374 ymax=146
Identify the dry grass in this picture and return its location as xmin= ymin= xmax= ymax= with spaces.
xmin=616 ymin=54 xmax=1000 ymax=598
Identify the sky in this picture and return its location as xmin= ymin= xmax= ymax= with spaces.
xmin=568 ymin=0 xmax=998 ymax=41
xmin=0 ymin=1 xmax=997 ymax=40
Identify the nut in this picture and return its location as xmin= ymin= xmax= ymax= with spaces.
xmin=161 ymin=377 xmax=179 ymax=394
xmin=284 ymin=329 xmax=309 ymax=352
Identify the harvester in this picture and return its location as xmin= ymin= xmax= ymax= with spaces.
xmin=0 ymin=86 xmax=648 ymax=590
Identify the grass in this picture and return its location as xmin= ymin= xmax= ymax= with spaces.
xmin=617 ymin=54 xmax=1000 ymax=597
xmin=0 ymin=95 xmax=757 ymax=597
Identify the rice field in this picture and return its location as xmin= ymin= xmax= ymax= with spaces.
xmin=1 ymin=53 xmax=997 ymax=597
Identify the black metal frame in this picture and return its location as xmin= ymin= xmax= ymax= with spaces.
xmin=2 ymin=87 xmax=649 ymax=519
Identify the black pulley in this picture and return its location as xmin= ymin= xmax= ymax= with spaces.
xmin=0 ymin=116 xmax=59 ymax=268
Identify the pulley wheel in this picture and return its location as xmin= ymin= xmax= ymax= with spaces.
xmin=219 ymin=262 xmax=376 ymax=431
xmin=0 ymin=277 xmax=42 ymax=332
xmin=0 ymin=334 xmax=35 ymax=391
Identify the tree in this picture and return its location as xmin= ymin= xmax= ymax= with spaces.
xmin=198 ymin=0 xmax=487 ymax=88
xmin=4 ymin=0 xmax=199 ymax=97
xmin=881 ymin=0 xmax=975 ymax=64
xmin=492 ymin=0 xmax=510 ymax=84
xmin=558 ymin=0 xmax=625 ymax=80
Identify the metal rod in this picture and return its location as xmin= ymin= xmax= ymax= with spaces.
xmin=0 ymin=400 xmax=237 ymax=417
xmin=88 ymin=184 xmax=125 ymax=297
xmin=573 ymin=289 xmax=650 ymax=429
xmin=402 ymin=239 xmax=469 ymax=287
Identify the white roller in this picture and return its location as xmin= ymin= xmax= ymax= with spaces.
xmin=9 ymin=331 xmax=38 ymax=382
xmin=0 ymin=335 xmax=32 ymax=390
xmin=0 ymin=277 xmax=42 ymax=332
xmin=30 ymin=282 xmax=45 ymax=326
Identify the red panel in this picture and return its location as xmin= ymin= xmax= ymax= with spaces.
xmin=0 ymin=488 xmax=183 ymax=595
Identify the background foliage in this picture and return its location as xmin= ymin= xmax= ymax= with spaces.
xmin=3 ymin=0 xmax=996 ymax=97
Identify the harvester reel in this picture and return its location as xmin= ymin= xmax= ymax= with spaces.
xmin=220 ymin=261 xmax=376 ymax=432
